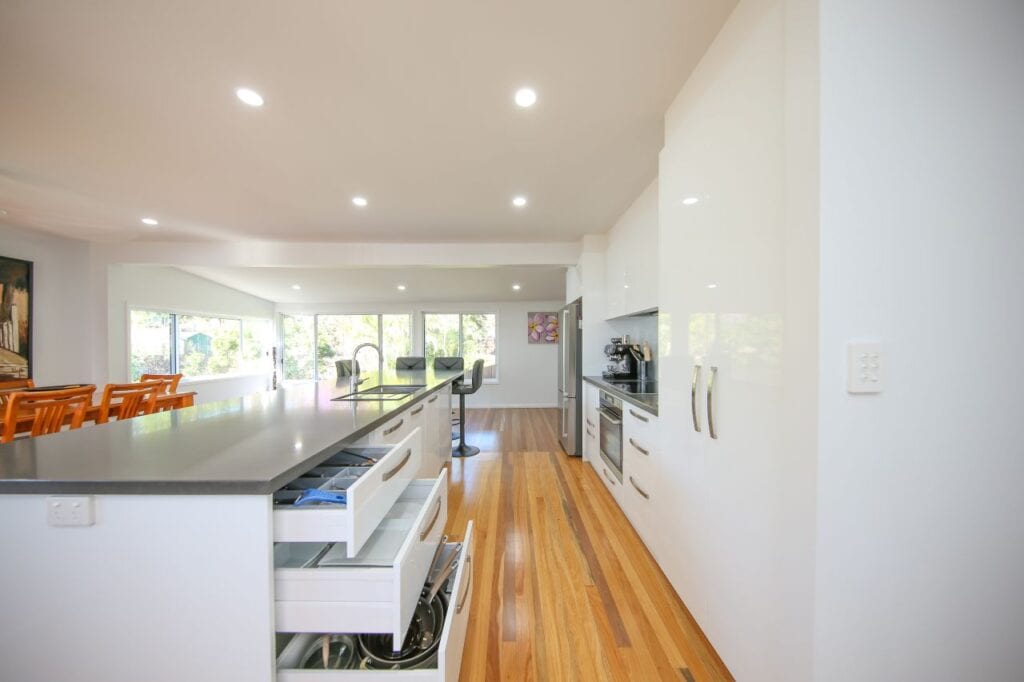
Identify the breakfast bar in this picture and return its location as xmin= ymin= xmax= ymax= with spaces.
xmin=0 ymin=369 xmax=473 ymax=682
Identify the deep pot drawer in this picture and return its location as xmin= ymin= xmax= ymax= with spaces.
xmin=275 ymin=521 xmax=475 ymax=682
xmin=275 ymin=473 xmax=448 ymax=650
xmin=274 ymin=429 xmax=423 ymax=556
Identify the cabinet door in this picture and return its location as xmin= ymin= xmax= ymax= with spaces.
xmin=605 ymin=238 xmax=626 ymax=320
xmin=658 ymin=19 xmax=804 ymax=677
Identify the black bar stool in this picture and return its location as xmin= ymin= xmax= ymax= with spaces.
xmin=451 ymin=359 xmax=484 ymax=458
xmin=335 ymin=359 xmax=359 ymax=377
xmin=433 ymin=357 xmax=465 ymax=436
xmin=395 ymin=356 xmax=426 ymax=370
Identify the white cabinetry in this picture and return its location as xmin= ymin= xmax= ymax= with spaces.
xmin=582 ymin=382 xmax=600 ymax=467
xmin=605 ymin=179 xmax=659 ymax=319
xmin=656 ymin=8 xmax=814 ymax=676
xmin=619 ymin=406 xmax=660 ymax=560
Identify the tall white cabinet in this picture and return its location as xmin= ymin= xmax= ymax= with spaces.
xmin=656 ymin=1 xmax=817 ymax=680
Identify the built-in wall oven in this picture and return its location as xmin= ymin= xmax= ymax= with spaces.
xmin=598 ymin=391 xmax=623 ymax=482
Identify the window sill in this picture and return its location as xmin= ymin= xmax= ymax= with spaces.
xmin=179 ymin=372 xmax=270 ymax=386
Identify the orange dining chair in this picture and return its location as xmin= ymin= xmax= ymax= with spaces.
xmin=139 ymin=373 xmax=184 ymax=394
xmin=96 ymin=381 xmax=162 ymax=425
xmin=1 ymin=385 xmax=96 ymax=443
xmin=0 ymin=379 xmax=35 ymax=409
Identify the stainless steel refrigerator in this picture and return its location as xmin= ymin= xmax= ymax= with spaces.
xmin=558 ymin=299 xmax=583 ymax=456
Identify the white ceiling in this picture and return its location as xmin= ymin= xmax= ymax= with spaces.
xmin=0 ymin=0 xmax=733 ymax=244
xmin=177 ymin=265 xmax=567 ymax=304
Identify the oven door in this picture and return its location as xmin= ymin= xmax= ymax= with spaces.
xmin=598 ymin=407 xmax=623 ymax=481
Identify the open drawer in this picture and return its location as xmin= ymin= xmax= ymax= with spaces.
xmin=275 ymin=473 xmax=448 ymax=649
xmin=274 ymin=428 xmax=423 ymax=556
xmin=276 ymin=521 xmax=474 ymax=682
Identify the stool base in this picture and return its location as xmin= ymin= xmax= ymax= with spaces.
xmin=452 ymin=444 xmax=480 ymax=458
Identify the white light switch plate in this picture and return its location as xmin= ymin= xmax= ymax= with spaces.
xmin=847 ymin=342 xmax=883 ymax=393
xmin=47 ymin=496 xmax=95 ymax=526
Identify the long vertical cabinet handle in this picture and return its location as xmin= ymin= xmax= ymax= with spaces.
xmin=707 ymin=366 xmax=718 ymax=440
xmin=691 ymin=365 xmax=702 ymax=433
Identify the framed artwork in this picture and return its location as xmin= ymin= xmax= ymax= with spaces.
xmin=528 ymin=311 xmax=559 ymax=344
xmin=0 ymin=256 xmax=32 ymax=380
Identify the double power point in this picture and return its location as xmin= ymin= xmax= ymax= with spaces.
xmin=46 ymin=496 xmax=95 ymax=527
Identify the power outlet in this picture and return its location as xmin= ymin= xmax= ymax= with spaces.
xmin=47 ymin=496 xmax=95 ymax=527
xmin=847 ymin=342 xmax=883 ymax=394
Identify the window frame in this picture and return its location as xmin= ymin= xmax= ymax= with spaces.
xmin=311 ymin=312 xmax=414 ymax=381
xmin=422 ymin=311 xmax=499 ymax=384
xmin=126 ymin=305 xmax=273 ymax=383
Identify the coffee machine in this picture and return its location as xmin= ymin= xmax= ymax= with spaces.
xmin=602 ymin=341 xmax=637 ymax=380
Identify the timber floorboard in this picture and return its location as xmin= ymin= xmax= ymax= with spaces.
xmin=444 ymin=407 xmax=733 ymax=682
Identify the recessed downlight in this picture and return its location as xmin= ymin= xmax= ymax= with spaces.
xmin=352 ymin=196 xmax=368 ymax=207
xmin=512 ymin=284 xmax=522 ymax=291
xmin=514 ymin=87 xmax=537 ymax=108
xmin=512 ymin=195 xmax=527 ymax=208
xmin=397 ymin=284 xmax=407 ymax=291
xmin=141 ymin=217 xmax=159 ymax=226
xmin=291 ymin=284 xmax=302 ymax=290
xmin=707 ymin=283 xmax=718 ymax=289
xmin=236 ymin=87 xmax=264 ymax=107
xmin=682 ymin=196 xmax=700 ymax=206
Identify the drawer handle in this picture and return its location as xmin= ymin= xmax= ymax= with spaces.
xmin=411 ymin=405 xmax=425 ymax=416
xmin=428 ymin=394 xmax=438 ymax=403
xmin=586 ymin=418 xmax=595 ymax=428
xmin=585 ymin=429 xmax=594 ymax=438
xmin=603 ymin=468 xmax=616 ymax=485
xmin=628 ymin=438 xmax=649 ymax=456
xmin=382 ymin=448 xmax=412 ymax=481
xmin=382 ymin=418 xmax=405 ymax=436
xmin=456 ymin=556 xmax=472 ymax=614
xmin=628 ymin=409 xmax=649 ymax=423
xmin=419 ymin=497 xmax=443 ymax=541
xmin=629 ymin=476 xmax=650 ymax=499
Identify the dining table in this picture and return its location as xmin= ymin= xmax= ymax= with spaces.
xmin=0 ymin=389 xmax=197 ymax=436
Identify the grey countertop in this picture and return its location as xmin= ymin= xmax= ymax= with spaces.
xmin=0 ymin=369 xmax=463 ymax=495
xmin=583 ymin=376 xmax=658 ymax=415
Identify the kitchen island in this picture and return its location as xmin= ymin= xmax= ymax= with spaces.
xmin=0 ymin=368 xmax=474 ymax=682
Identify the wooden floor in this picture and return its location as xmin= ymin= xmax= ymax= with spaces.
xmin=443 ymin=408 xmax=732 ymax=682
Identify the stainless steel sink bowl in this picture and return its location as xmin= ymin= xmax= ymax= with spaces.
xmin=332 ymin=384 xmax=426 ymax=401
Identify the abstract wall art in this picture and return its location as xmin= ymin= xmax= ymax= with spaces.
xmin=528 ymin=311 xmax=559 ymax=344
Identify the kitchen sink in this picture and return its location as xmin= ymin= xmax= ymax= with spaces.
xmin=332 ymin=384 xmax=426 ymax=401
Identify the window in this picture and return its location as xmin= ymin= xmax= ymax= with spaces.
xmin=129 ymin=310 xmax=172 ymax=379
xmin=423 ymin=312 xmax=498 ymax=381
xmin=128 ymin=309 xmax=272 ymax=381
xmin=282 ymin=314 xmax=315 ymax=380
xmin=176 ymin=315 xmax=241 ymax=377
xmin=312 ymin=313 xmax=412 ymax=380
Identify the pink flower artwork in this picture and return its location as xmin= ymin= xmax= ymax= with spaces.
xmin=528 ymin=312 xmax=559 ymax=344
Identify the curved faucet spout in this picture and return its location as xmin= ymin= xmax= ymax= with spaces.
xmin=350 ymin=343 xmax=383 ymax=393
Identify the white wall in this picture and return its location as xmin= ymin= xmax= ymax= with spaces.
xmin=107 ymin=265 xmax=276 ymax=403
xmin=815 ymin=2 xmax=1024 ymax=679
xmin=0 ymin=222 xmax=93 ymax=385
xmin=276 ymin=300 xmax=561 ymax=408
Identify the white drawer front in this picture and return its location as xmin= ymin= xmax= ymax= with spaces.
xmin=375 ymin=411 xmax=414 ymax=444
xmin=274 ymin=429 xmax=423 ymax=556
xmin=623 ymin=405 xmax=656 ymax=435
xmin=275 ymin=521 xmax=474 ymax=682
xmin=275 ymin=473 xmax=447 ymax=650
